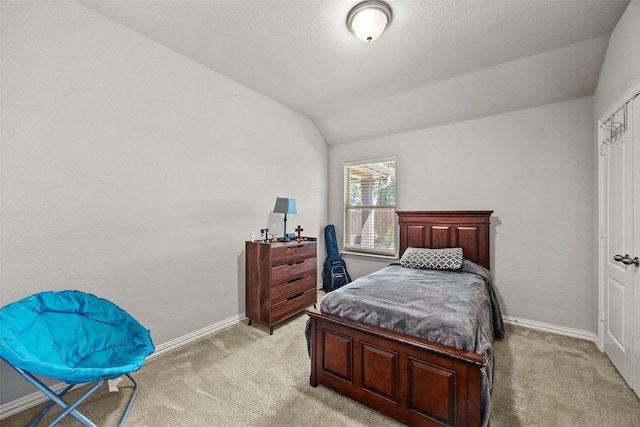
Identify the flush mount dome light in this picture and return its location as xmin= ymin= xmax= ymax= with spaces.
xmin=347 ymin=0 xmax=392 ymax=42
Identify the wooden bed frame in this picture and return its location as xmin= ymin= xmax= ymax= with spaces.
xmin=308 ymin=210 xmax=493 ymax=427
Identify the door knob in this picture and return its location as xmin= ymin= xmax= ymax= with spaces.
xmin=623 ymin=256 xmax=640 ymax=267
xmin=613 ymin=254 xmax=639 ymax=267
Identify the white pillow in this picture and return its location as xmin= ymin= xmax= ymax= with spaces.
xmin=400 ymin=247 xmax=464 ymax=270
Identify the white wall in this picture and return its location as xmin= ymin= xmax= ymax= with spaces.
xmin=0 ymin=1 xmax=327 ymax=405
xmin=594 ymin=1 xmax=640 ymax=119
xmin=329 ymin=97 xmax=596 ymax=333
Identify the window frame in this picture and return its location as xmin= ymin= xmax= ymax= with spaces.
xmin=343 ymin=157 xmax=397 ymax=257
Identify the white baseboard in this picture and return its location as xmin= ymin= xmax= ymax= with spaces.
xmin=0 ymin=313 xmax=247 ymax=420
xmin=502 ymin=315 xmax=598 ymax=345
xmin=0 ymin=381 xmax=70 ymax=420
xmin=151 ymin=313 xmax=246 ymax=359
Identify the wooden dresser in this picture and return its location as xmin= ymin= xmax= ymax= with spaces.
xmin=245 ymin=238 xmax=317 ymax=334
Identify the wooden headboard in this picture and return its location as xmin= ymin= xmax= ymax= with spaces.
xmin=397 ymin=211 xmax=493 ymax=270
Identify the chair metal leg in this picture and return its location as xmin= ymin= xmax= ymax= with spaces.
xmin=5 ymin=360 xmax=144 ymax=427
xmin=12 ymin=365 xmax=100 ymax=427
xmin=46 ymin=380 xmax=103 ymax=427
xmin=29 ymin=384 xmax=75 ymax=427
xmin=118 ymin=373 xmax=140 ymax=427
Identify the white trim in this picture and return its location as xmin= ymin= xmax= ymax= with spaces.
xmin=597 ymin=118 xmax=607 ymax=352
xmin=503 ymin=315 xmax=598 ymax=345
xmin=341 ymin=251 xmax=397 ymax=262
xmin=344 ymin=155 xmax=396 ymax=167
xmin=150 ymin=313 xmax=245 ymax=358
xmin=599 ymin=77 xmax=640 ymax=123
xmin=0 ymin=382 xmax=71 ymax=420
xmin=0 ymin=313 xmax=247 ymax=420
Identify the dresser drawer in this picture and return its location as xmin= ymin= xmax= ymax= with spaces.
xmin=271 ymin=257 xmax=316 ymax=286
xmin=271 ymin=243 xmax=316 ymax=266
xmin=271 ymin=287 xmax=317 ymax=324
xmin=271 ymin=275 xmax=316 ymax=305
xmin=246 ymin=238 xmax=317 ymax=335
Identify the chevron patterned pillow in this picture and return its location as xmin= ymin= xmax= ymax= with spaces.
xmin=400 ymin=247 xmax=464 ymax=270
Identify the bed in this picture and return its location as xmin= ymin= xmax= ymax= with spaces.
xmin=307 ymin=211 xmax=504 ymax=427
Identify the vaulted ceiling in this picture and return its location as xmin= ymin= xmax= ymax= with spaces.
xmin=79 ymin=0 xmax=629 ymax=145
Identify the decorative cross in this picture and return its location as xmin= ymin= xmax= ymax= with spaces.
xmin=295 ymin=225 xmax=303 ymax=241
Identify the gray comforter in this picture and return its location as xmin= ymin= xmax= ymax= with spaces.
xmin=313 ymin=260 xmax=504 ymax=427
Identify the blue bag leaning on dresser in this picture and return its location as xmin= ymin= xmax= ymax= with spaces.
xmin=322 ymin=225 xmax=352 ymax=292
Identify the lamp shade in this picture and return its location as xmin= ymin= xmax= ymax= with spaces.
xmin=347 ymin=1 xmax=392 ymax=42
xmin=273 ymin=198 xmax=297 ymax=215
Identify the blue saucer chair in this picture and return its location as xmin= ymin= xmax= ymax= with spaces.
xmin=0 ymin=290 xmax=155 ymax=426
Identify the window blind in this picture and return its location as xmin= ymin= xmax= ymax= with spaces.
xmin=344 ymin=158 xmax=396 ymax=256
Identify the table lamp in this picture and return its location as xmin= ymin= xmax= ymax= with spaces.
xmin=273 ymin=197 xmax=297 ymax=242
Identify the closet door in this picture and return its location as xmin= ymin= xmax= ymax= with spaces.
xmin=601 ymin=101 xmax=634 ymax=386
xmin=600 ymin=94 xmax=639 ymax=397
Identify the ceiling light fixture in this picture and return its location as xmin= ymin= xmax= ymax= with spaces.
xmin=347 ymin=1 xmax=392 ymax=43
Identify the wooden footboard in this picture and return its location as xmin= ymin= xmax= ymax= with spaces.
xmin=308 ymin=309 xmax=486 ymax=427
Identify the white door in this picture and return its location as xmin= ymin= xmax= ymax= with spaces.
xmin=601 ymin=101 xmax=636 ymax=389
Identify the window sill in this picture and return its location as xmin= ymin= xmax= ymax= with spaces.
xmin=340 ymin=251 xmax=398 ymax=262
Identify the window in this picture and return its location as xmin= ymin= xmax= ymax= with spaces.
xmin=344 ymin=158 xmax=396 ymax=256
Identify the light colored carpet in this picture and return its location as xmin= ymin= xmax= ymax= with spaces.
xmin=2 ymin=310 xmax=639 ymax=426
xmin=490 ymin=324 xmax=640 ymax=427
